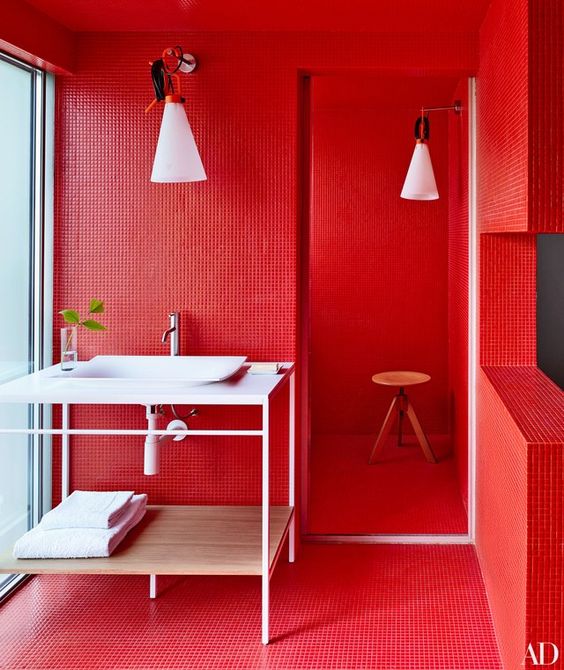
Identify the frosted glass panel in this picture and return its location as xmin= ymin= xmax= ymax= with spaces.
xmin=0 ymin=57 xmax=33 ymax=589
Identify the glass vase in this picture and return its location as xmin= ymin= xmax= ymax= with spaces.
xmin=60 ymin=326 xmax=77 ymax=371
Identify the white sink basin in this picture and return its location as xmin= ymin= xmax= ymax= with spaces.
xmin=47 ymin=355 xmax=247 ymax=386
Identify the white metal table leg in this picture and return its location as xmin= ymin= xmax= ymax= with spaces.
xmin=61 ymin=404 xmax=70 ymax=499
xmin=288 ymin=372 xmax=296 ymax=563
xmin=261 ymin=400 xmax=270 ymax=645
xmin=149 ymin=575 xmax=157 ymax=599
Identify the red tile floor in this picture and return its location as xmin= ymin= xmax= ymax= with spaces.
xmin=0 ymin=545 xmax=501 ymax=669
xmin=309 ymin=435 xmax=468 ymax=534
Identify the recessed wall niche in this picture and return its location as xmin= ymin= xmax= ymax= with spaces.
xmin=537 ymin=233 xmax=564 ymax=390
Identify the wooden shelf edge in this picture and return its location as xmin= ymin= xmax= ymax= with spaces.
xmin=0 ymin=505 xmax=295 ymax=577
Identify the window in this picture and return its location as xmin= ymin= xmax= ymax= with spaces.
xmin=0 ymin=52 xmax=53 ymax=599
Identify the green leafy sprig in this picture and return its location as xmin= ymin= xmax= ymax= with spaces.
xmin=60 ymin=299 xmax=107 ymax=331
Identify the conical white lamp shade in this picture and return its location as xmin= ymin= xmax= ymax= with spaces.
xmin=400 ymin=141 xmax=438 ymax=200
xmin=151 ymin=100 xmax=207 ymax=183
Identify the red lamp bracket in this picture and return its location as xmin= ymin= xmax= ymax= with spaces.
xmin=413 ymin=100 xmax=462 ymax=141
xmin=421 ymin=100 xmax=462 ymax=115
xmin=145 ymin=46 xmax=198 ymax=113
xmin=161 ymin=47 xmax=197 ymax=75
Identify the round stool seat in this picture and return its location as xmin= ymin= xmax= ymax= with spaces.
xmin=369 ymin=370 xmax=437 ymax=464
xmin=371 ymin=371 xmax=430 ymax=387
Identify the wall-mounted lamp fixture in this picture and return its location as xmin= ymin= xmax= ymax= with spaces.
xmin=145 ymin=46 xmax=207 ymax=183
xmin=401 ymin=101 xmax=462 ymax=201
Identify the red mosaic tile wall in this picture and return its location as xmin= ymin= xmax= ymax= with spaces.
xmin=476 ymin=2 xmax=529 ymax=668
xmin=528 ymin=0 xmax=564 ymax=233
xmin=477 ymin=0 xmax=528 ymax=233
xmin=479 ymin=233 xmax=536 ymax=366
xmin=478 ymin=0 xmax=564 ymax=235
xmin=476 ymin=0 xmax=564 ymax=666
xmin=476 ymin=369 xmax=528 ymax=670
xmin=309 ymin=75 xmax=451 ymax=437
xmin=447 ymin=78 xmax=469 ymax=506
xmin=527 ymin=442 xmax=564 ymax=663
xmin=484 ymin=368 xmax=564 ymax=666
xmin=484 ymin=367 xmax=564 ymax=444
xmin=524 ymin=0 xmax=564 ymax=662
xmin=481 ymin=367 xmax=564 ymax=669
xmin=53 ymin=32 xmax=478 ymax=506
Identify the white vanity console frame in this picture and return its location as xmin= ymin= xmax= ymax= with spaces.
xmin=0 ymin=362 xmax=296 ymax=645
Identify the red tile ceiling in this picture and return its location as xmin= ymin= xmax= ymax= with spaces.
xmin=25 ymin=0 xmax=491 ymax=33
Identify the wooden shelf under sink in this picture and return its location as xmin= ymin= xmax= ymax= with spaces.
xmin=0 ymin=505 xmax=294 ymax=576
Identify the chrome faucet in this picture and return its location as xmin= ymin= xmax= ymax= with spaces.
xmin=161 ymin=312 xmax=180 ymax=356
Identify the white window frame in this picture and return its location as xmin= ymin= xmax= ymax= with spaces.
xmin=0 ymin=52 xmax=53 ymax=602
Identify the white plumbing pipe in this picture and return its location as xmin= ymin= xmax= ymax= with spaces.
xmin=158 ymin=419 xmax=188 ymax=445
xmin=144 ymin=410 xmax=188 ymax=476
xmin=144 ymin=406 xmax=160 ymax=476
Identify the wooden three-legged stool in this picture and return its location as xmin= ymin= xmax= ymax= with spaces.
xmin=368 ymin=371 xmax=438 ymax=464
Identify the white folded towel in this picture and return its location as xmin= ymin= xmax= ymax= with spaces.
xmin=13 ymin=494 xmax=147 ymax=559
xmin=40 ymin=490 xmax=134 ymax=530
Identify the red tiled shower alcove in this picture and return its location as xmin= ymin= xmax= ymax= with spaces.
xmin=305 ymin=74 xmax=470 ymax=535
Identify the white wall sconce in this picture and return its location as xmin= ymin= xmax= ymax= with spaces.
xmin=401 ymin=101 xmax=462 ymax=200
xmin=146 ymin=46 xmax=207 ymax=183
